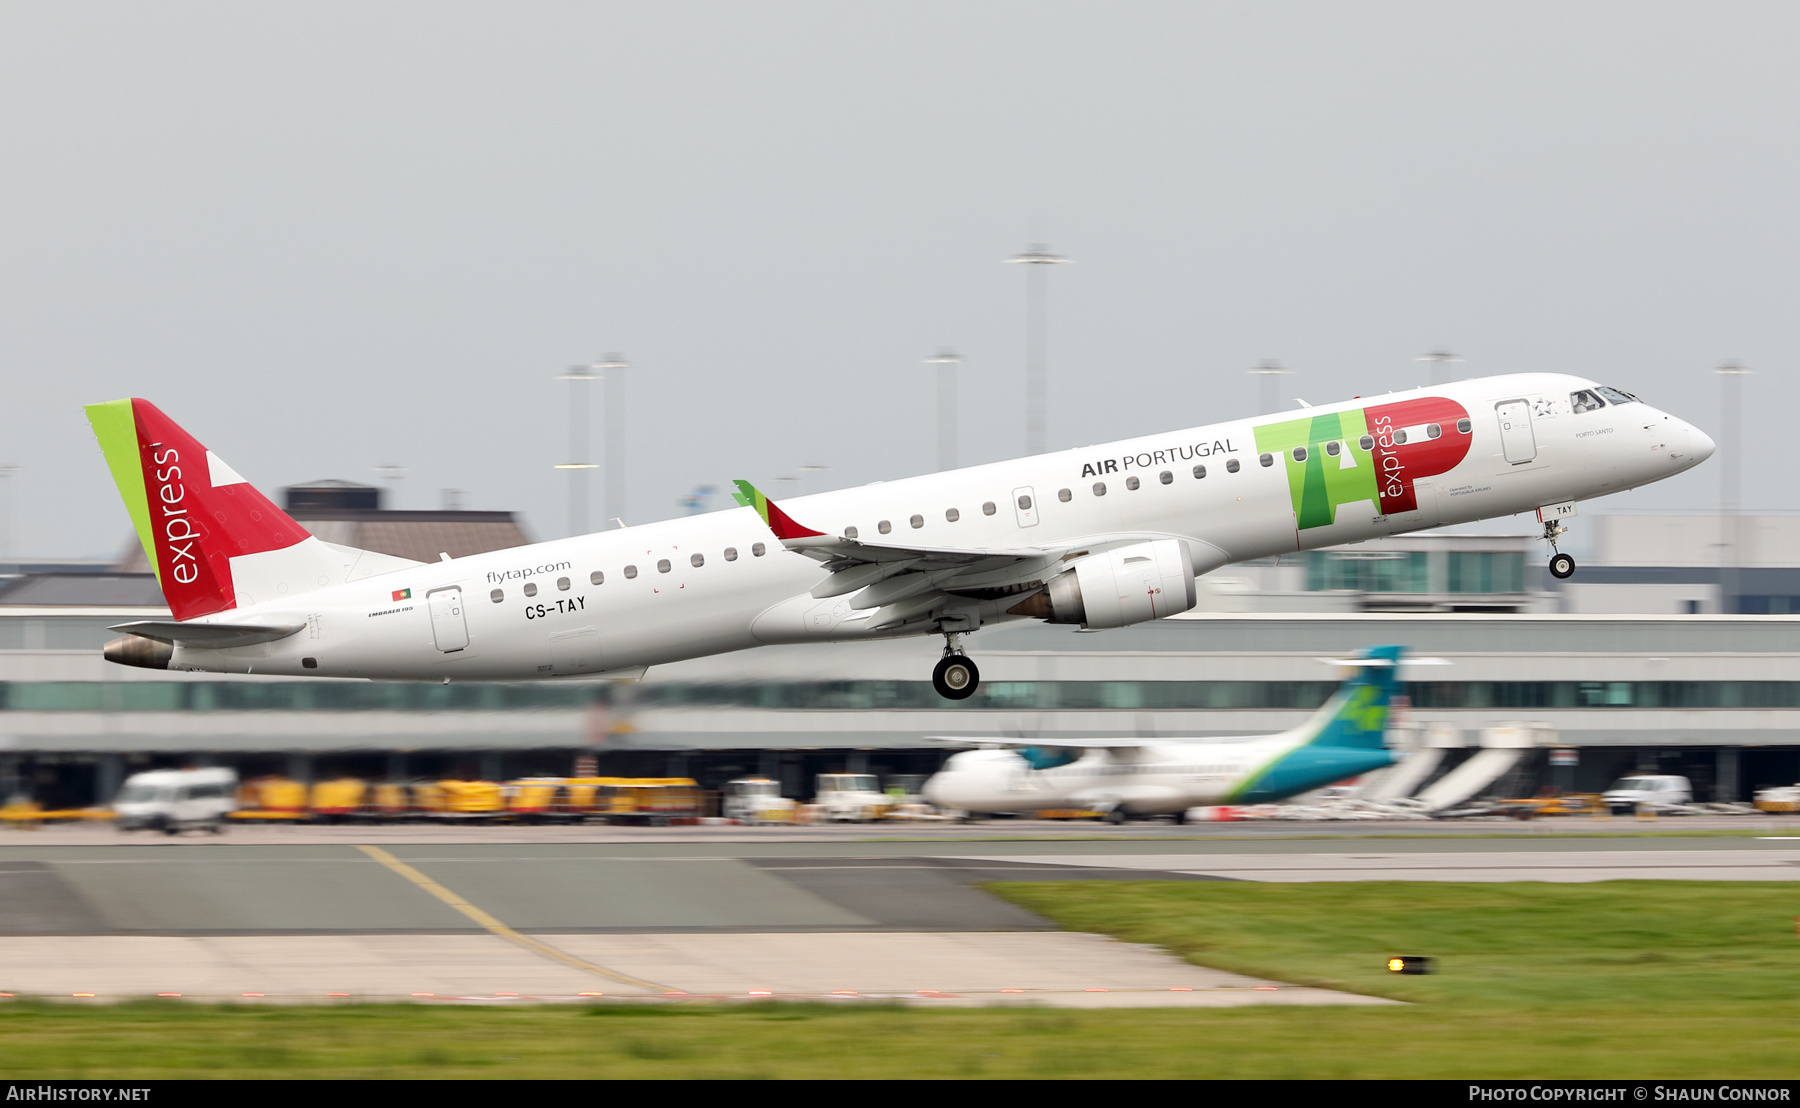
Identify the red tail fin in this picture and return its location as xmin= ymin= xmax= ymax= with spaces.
xmin=86 ymin=399 xmax=313 ymax=621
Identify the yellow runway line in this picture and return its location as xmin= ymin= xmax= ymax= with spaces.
xmin=355 ymin=843 xmax=666 ymax=992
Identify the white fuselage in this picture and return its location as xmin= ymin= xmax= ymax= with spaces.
xmin=922 ymin=743 xmax=1279 ymax=817
xmin=168 ymin=373 xmax=1711 ymax=680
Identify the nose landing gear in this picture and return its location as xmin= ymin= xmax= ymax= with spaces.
xmin=1542 ymin=516 xmax=1577 ymax=580
xmin=932 ymin=632 xmax=980 ymax=700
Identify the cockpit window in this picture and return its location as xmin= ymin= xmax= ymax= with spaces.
xmin=1570 ymin=389 xmax=1605 ymax=414
xmin=1596 ymin=386 xmax=1638 ymax=405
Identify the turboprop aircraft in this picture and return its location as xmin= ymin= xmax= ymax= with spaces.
xmin=88 ymin=373 xmax=1711 ymax=698
xmin=922 ymin=644 xmax=1411 ymax=822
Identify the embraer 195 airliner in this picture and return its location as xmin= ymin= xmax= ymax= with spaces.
xmin=89 ymin=373 xmax=1711 ymax=698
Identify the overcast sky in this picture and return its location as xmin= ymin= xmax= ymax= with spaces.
xmin=2 ymin=2 xmax=1794 ymax=558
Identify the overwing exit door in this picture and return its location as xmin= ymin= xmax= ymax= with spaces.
xmin=1012 ymin=487 xmax=1039 ymax=528
xmin=1495 ymin=401 xmax=1538 ymax=464
xmin=427 ymin=587 xmax=469 ymax=652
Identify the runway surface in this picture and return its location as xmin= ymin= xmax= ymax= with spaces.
xmin=1 ymin=824 xmax=1789 ymax=1006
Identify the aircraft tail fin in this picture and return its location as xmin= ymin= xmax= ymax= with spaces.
xmin=85 ymin=399 xmax=418 ymax=621
xmin=1298 ymin=644 xmax=1407 ymax=751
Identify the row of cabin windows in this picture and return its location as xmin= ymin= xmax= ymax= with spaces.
xmin=488 ymin=542 xmax=769 ymax=603
xmin=1254 ymin=420 xmax=1469 ymax=467
xmin=840 ymin=460 xmax=1261 ymax=537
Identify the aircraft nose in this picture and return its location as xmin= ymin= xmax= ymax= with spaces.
xmin=1686 ymin=422 xmax=1717 ymax=464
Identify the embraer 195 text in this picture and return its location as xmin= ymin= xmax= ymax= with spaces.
xmin=90 ymin=374 xmax=1712 ymax=698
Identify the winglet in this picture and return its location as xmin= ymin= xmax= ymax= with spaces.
xmin=731 ymin=480 xmax=825 ymax=541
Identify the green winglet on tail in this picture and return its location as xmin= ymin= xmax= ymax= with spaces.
xmin=731 ymin=480 xmax=824 ymax=540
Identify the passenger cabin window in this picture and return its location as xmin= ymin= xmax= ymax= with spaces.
xmin=878 ymin=520 xmax=892 ymax=534
xmin=1596 ymin=385 xmax=1638 ymax=405
xmin=910 ymin=514 xmax=924 ymax=528
xmin=1226 ymin=458 xmax=1240 ymax=473
xmin=1426 ymin=423 xmax=1442 ymax=439
xmin=1457 ymin=418 xmax=1472 ymax=434
xmin=723 ymin=548 xmax=737 ymax=562
xmin=1092 ymin=482 xmax=1107 ymax=496
xmin=1393 ymin=429 xmax=1409 ymax=444
xmin=1016 ymin=495 xmax=1032 ymax=510
xmin=1325 ymin=441 xmax=1341 ymax=457
xmin=982 ymin=501 xmax=996 ymax=515
xmin=691 ymin=553 xmax=704 ymax=567
xmin=945 ymin=508 xmax=960 ymax=522
xmin=557 ymin=577 xmax=570 ymax=591
xmin=844 ymin=526 xmax=858 ymax=539
xmin=1258 ymin=453 xmax=1273 ymax=467
xmin=1125 ymin=476 xmax=1140 ymax=490
xmin=591 ymin=570 xmax=605 ymax=584
xmin=1193 ymin=465 xmax=1206 ymax=479
xmin=657 ymin=559 xmax=672 ymax=573
xmin=523 ymin=582 xmax=538 ymax=597
xmin=752 ymin=543 xmax=765 ymax=557
xmin=1159 ymin=470 xmax=1173 ymax=484
xmin=1058 ymin=488 xmax=1072 ymax=502
xmin=1292 ymin=447 xmax=1307 ymax=462
xmin=1359 ymin=435 xmax=1374 ymax=450
xmin=1571 ymin=389 xmax=1605 ymax=413
xmin=490 ymin=588 xmax=504 ymax=603
xmin=624 ymin=565 xmax=638 ymax=579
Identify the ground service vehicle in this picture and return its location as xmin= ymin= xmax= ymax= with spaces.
xmin=814 ymin=774 xmax=891 ymax=822
xmin=114 ymin=767 xmax=237 ymax=834
xmin=1602 ymin=775 xmax=1693 ymax=814
xmin=724 ymin=778 xmax=796 ymax=824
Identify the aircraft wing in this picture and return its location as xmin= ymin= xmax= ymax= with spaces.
xmin=733 ymin=480 xmax=1072 ymax=629
xmin=928 ymin=736 xmax=1152 ymax=749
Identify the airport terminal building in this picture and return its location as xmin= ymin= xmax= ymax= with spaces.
xmin=3 ymin=492 xmax=1796 ymax=808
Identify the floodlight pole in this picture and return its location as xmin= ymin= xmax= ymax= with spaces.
xmin=1417 ymin=349 xmax=1462 ymax=386
xmin=1715 ymin=362 xmax=1751 ymax=613
xmin=0 ymin=466 xmax=20 ymax=566
xmin=555 ymin=361 xmax=600 ymax=537
xmin=1005 ymin=244 xmax=1071 ymax=455
xmin=1247 ymin=359 xmax=1292 ymax=416
xmin=925 ymin=349 xmax=963 ymax=471
xmin=598 ymin=354 xmax=630 ymax=529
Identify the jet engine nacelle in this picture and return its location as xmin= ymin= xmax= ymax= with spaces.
xmin=1037 ymin=539 xmax=1198 ymax=629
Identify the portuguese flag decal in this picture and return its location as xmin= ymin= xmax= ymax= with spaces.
xmin=392 ymin=588 xmax=412 ymax=602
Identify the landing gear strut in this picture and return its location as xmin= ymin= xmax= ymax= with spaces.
xmin=1542 ymin=517 xmax=1576 ymax=580
xmin=932 ymin=632 xmax=980 ymax=700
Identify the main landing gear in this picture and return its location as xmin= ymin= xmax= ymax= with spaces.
xmin=932 ymin=632 xmax=980 ymax=700
xmin=1542 ymin=516 xmax=1577 ymax=580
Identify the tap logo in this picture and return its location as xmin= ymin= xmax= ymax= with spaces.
xmin=1253 ymin=398 xmax=1472 ymax=530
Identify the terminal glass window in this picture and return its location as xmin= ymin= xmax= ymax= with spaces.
xmin=1305 ymin=551 xmax=1428 ymax=593
xmin=1446 ymin=551 xmax=1525 ymax=594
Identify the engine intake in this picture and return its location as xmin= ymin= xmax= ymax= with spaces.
xmin=1011 ymin=538 xmax=1198 ymax=629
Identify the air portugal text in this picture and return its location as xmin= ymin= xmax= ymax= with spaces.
xmin=1080 ymin=439 xmax=1237 ymax=477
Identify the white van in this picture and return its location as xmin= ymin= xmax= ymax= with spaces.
xmin=1602 ymin=774 xmax=1693 ymax=815
xmin=114 ymin=768 xmax=238 ymax=834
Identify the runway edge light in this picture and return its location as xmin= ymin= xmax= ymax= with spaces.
xmin=1387 ymin=956 xmax=1435 ymax=975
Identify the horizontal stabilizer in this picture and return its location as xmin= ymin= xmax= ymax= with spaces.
xmin=107 ymin=620 xmax=305 ymax=648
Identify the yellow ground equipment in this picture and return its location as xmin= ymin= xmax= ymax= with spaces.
xmin=309 ymin=778 xmax=367 ymax=821
xmin=596 ymin=778 xmax=700 ymax=826
xmin=369 ymin=782 xmax=410 ymax=819
xmin=430 ymin=779 xmax=505 ymax=818
xmin=231 ymin=776 xmax=309 ymax=821
xmin=504 ymin=778 xmax=561 ymax=822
